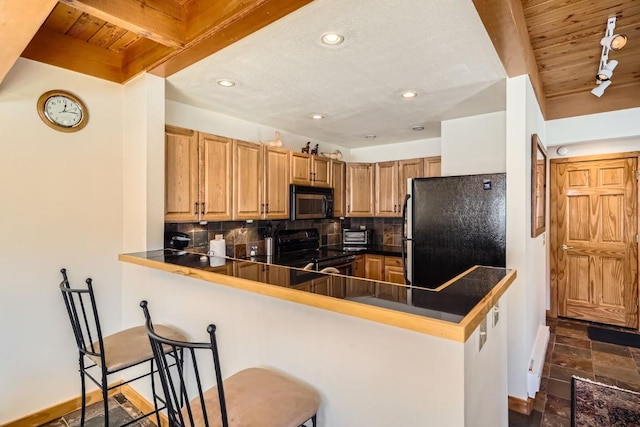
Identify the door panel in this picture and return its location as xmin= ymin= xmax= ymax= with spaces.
xmin=555 ymin=156 xmax=638 ymax=328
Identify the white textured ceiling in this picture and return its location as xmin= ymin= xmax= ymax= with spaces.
xmin=166 ymin=0 xmax=507 ymax=149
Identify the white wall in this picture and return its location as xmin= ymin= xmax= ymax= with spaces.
xmin=166 ymin=100 xmax=349 ymax=160
xmin=504 ymin=75 xmax=547 ymax=400
xmin=441 ymin=111 xmax=507 ymax=176
xmin=349 ymin=137 xmax=441 ymax=162
xmin=546 ymin=107 xmax=640 ymax=147
xmin=0 ymin=59 xmax=125 ymax=423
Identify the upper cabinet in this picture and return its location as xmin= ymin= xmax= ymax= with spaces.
xmin=331 ymin=160 xmax=346 ymax=218
xmin=375 ymin=161 xmax=400 ymax=217
xmin=263 ymin=146 xmax=290 ymax=220
xmin=233 ymin=140 xmax=263 ymax=220
xmin=424 ymin=156 xmax=441 ymax=178
xmin=398 ymin=158 xmax=425 ymax=213
xmin=165 ymin=126 xmax=232 ymax=222
xmin=290 ymin=152 xmax=331 ymax=187
xmin=346 ymin=163 xmax=374 ymax=217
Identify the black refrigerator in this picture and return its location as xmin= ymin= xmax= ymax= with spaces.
xmin=403 ymin=173 xmax=506 ymax=295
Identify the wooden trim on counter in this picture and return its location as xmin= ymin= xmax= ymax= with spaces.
xmin=119 ymin=254 xmax=516 ymax=342
xmin=1 ymin=382 xmax=122 ymax=427
xmin=508 ymin=395 xmax=535 ymax=415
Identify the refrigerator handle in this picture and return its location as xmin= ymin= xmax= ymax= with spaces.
xmin=401 ymin=193 xmax=411 ymax=286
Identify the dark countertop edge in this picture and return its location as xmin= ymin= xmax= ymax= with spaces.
xmin=119 ymin=251 xmax=516 ymax=342
xmin=324 ymin=244 xmax=403 ymax=257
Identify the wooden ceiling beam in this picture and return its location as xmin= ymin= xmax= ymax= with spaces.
xmin=58 ymin=0 xmax=185 ymax=48
xmin=0 ymin=0 xmax=58 ymax=85
xmin=472 ymin=0 xmax=547 ymax=116
xmin=21 ymin=27 xmax=123 ymax=83
xmin=546 ymin=81 xmax=640 ymax=120
xmin=151 ymin=0 xmax=312 ymax=77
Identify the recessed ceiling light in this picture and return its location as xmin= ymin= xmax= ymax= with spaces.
xmin=401 ymin=90 xmax=418 ymax=99
xmin=321 ymin=33 xmax=344 ymax=45
xmin=216 ymin=79 xmax=235 ymax=87
xmin=412 ymin=126 xmax=425 ymax=131
xmin=309 ymin=113 xmax=325 ymax=120
xmin=365 ymin=134 xmax=377 ymax=139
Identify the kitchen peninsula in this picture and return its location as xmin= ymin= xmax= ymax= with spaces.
xmin=120 ymin=250 xmax=515 ymax=426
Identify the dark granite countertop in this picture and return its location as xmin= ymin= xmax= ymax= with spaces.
xmin=324 ymin=244 xmax=403 ymax=257
xmin=120 ymin=249 xmax=515 ymax=341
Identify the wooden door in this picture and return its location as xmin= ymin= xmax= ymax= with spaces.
xmin=353 ymin=255 xmax=365 ymax=278
xmin=365 ymin=254 xmax=384 ymax=281
xmin=311 ymin=156 xmax=331 ymax=187
xmin=165 ymin=126 xmax=199 ymax=222
xmin=553 ymin=156 xmax=638 ymax=328
xmin=200 ymin=132 xmax=233 ymax=221
xmin=331 ymin=160 xmax=346 ymax=217
xmin=384 ymin=256 xmax=405 ymax=284
xmin=375 ymin=161 xmax=399 ymax=217
xmin=346 ymin=163 xmax=374 ymax=216
xmin=233 ymin=140 xmax=263 ymax=220
xmin=424 ymin=156 xmax=442 ymax=177
xmin=263 ymin=146 xmax=290 ymax=219
xmin=290 ymin=151 xmax=311 ymax=185
xmin=398 ymin=158 xmax=424 ymax=212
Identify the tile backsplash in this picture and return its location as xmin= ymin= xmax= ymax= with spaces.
xmin=165 ymin=217 xmax=403 ymax=257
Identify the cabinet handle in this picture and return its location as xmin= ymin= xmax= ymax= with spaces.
xmin=194 ymin=202 xmax=199 ymax=214
xmin=393 ymin=205 xmax=397 ymax=213
xmin=260 ymin=203 xmax=264 ymax=214
xmin=347 ymin=204 xmax=350 ymax=212
xmin=201 ymin=203 xmax=205 ymax=215
xmin=266 ymin=203 xmax=269 ymax=213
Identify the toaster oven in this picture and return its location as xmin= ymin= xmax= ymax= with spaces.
xmin=342 ymin=229 xmax=373 ymax=246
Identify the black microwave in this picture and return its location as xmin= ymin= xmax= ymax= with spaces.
xmin=290 ymin=185 xmax=333 ymax=220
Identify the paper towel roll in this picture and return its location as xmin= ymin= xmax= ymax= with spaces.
xmin=209 ymin=239 xmax=226 ymax=257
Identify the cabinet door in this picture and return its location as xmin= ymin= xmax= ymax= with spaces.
xmin=346 ymin=163 xmax=374 ymax=217
xmin=165 ymin=126 xmax=199 ymax=222
xmin=263 ymin=146 xmax=290 ymax=219
xmin=331 ymin=160 xmax=346 ymax=217
xmin=233 ymin=140 xmax=263 ymax=220
xmin=234 ymin=261 xmax=262 ymax=282
xmin=353 ymin=254 xmax=365 ymax=278
xmin=312 ymin=276 xmax=330 ymax=295
xmin=364 ymin=254 xmax=384 ymax=281
xmin=384 ymin=257 xmax=405 ymax=284
xmin=424 ymin=156 xmax=442 ymax=177
xmin=262 ymin=264 xmax=290 ymax=287
xmin=375 ymin=161 xmax=399 ymax=217
xmin=290 ymin=151 xmax=311 ymax=185
xmin=398 ymin=158 xmax=424 ymax=213
xmin=200 ymin=132 xmax=233 ymax=221
xmin=311 ymin=156 xmax=331 ymax=187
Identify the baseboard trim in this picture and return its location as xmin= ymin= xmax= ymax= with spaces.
xmin=120 ymin=384 xmax=168 ymax=427
xmin=1 ymin=382 xmax=122 ymax=427
xmin=508 ymin=395 xmax=535 ymax=415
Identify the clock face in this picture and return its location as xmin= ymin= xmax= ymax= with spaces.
xmin=44 ymin=95 xmax=83 ymax=127
xmin=37 ymin=90 xmax=88 ymax=132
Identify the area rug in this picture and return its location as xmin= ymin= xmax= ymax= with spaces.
xmin=571 ymin=376 xmax=640 ymax=426
xmin=587 ymin=326 xmax=640 ymax=348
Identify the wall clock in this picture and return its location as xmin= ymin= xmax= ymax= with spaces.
xmin=37 ymin=90 xmax=89 ymax=132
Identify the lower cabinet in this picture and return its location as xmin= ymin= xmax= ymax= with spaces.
xmin=363 ymin=255 xmax=406 ymax=303
xmin=353 ymin=255 xmax=365 ymax=278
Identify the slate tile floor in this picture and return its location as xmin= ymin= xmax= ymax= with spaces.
xmin=39 ymin=393 xmax=154 ymax=427
xmin=509 ymin=316 xmax=640 ymax=427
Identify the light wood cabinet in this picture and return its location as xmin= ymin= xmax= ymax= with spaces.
xmin=165 ymin=126 xmax=232 ymax=222
xmin=364 ymin=254 xmax=385 ymax=281
xmin=262 ymin=264 xmax=290 ymax=287
xmin=290 ymin=152 xmax=331 ymax=187
xmin=377 ymin=256 xmax=406 ymax=302
xmin=331 ymin=160 xmax=346 ymax=217
xmin=398 ymin=158 xmax=424 ymax=213
xmin=384 ymin=256 xmax=405 ymax=284
xmin=233 ymin=140 xmax=263 ymax=220
xmin=346 ymin=163 xmax=374 ymax=217
xmin=353 ymin=254 xmax=365 ymax=278
xmin=263 ymin=146 xmax=290 ymax=219
xmin=375 ymin=161 xmax=400 ymax=217
xmin=424 ymin=156 xmax=441 ymax=177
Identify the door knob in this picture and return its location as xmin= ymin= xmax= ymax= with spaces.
xmin=561 ymin=244 xmax=574 ymax=251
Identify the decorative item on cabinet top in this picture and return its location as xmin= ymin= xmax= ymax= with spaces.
xmin=260 ymin=130 xmax=283 ymax=147
xmin=310 ymin=144 xmax=319 ymax=156
xmin=302 ymin=141 xmax=311 ymax=153
xmin=321 ymin=150 xmax=343 ymax=160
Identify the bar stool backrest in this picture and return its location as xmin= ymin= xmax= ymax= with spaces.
xmin=59 ymin=268 xmax=107 ymax=369
xmin=140 ymin=300 xmax=228 ymax=427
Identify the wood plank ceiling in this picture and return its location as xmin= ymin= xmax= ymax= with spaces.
xmin=3 ymin=0 xmax=640 ymax=120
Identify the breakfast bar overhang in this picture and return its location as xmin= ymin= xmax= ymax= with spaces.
xmin=120 ymin=251 xmax=516 ymax=426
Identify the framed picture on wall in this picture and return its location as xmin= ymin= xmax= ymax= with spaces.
xmin=531 ymin=134 xmax=547 ymax=237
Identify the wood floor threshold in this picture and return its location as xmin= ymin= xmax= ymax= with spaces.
xmin=508 ymin=394 xmax=535 ymax=415
xmin=1 ymin=381 xmax=123 ymax=427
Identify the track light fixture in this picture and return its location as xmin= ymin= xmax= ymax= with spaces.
xmin=591 ymin=16 xmax=627 ymax=97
